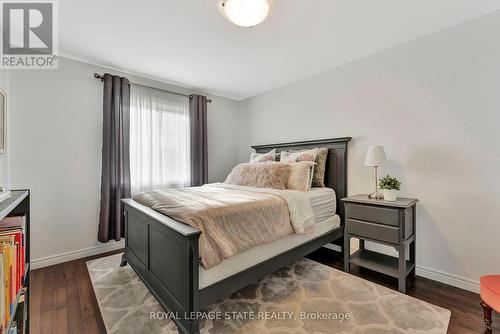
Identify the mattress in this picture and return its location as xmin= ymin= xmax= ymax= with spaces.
xmin=306 ymin=187 xmax=337 ymax=223
xmin=199 ymin=214 xmax=341 ymax=289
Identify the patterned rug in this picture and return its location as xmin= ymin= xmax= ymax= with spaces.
xmin=87 ymin=254 xmax=450 ymax=334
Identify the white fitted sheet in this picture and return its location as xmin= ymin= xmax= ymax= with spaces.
xmin=199 ymin=215 xmax=341 ymax=289
xmin=306 ymin=187 xmax=337 ymax=223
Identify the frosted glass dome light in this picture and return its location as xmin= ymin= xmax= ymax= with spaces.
xmin=222 ymin=0 xmax=270 ymax=27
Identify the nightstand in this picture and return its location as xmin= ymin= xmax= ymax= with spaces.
xmin=341 ymin=194 xmax=418 ymax=293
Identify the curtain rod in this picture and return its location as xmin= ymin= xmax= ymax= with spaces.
xmin=93 ymin=73 xmax=212 ymax=103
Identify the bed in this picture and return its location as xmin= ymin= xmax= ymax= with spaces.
xmin=120 ymin=137 xmax=351 ymax=334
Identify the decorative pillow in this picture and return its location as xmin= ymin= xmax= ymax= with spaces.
xmin=224 ymin=162 xmax=289 ymax=190
xmin=249 ymin=149 xmax=276 ymax=163
xmin=291 ymin=147 xmax=328 ymax=187
xmin=280 ymin=148 xmax=318 ymax=163
xmin=286 ymin=161 xmax=316 ymax=191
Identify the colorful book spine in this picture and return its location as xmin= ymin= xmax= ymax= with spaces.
xmin=0 ymin=216 xmax=26 ymax=333
xmin=0 ymin=254 xmax=3 ymax=334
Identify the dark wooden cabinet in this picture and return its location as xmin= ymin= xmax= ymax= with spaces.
xmin=0 ymin=190 xmax=30 ymax=333
xmin=342 ymin=194 xmax=418 ymax=293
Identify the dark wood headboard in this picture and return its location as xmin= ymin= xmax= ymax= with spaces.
xmin=252 ymin=137 xmax=352 ymax=223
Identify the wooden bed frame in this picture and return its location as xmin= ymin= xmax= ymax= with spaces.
xmin=120 ymin=137 xmax=351 ymax=334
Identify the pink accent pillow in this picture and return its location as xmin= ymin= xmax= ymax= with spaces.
xmin=290 ymin=147 xmax=329 ymax=187
xmin=286 ymin=161 xmax=316 ymax=191
xmin=249 ymin=149 xmax=276 ymax=163
xmin=280 ymin=148 xmax=318 ymax=163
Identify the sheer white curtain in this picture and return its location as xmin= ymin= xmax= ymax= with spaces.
xmin=130 ymin=85 xmax=190 ymax=194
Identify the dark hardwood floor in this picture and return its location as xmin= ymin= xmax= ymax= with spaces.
xmin=31 ymin=248 xmax=499 ymax=334
xmin=30 ymin=250 xmax=122 ymax=334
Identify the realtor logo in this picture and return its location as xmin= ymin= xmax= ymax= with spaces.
xmin=1 ymin=0 xmax=58 ymax=69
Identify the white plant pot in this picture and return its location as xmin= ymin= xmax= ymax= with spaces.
xmin=382 ymin=189 xmax=398 ymax=201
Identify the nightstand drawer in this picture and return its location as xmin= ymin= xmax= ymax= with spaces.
xmin=346 ymin=218 xmax=399 ymax=244
xmin=346 ymin=203 xmax=399 ymax=226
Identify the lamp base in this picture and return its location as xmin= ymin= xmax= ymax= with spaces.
xmin=368 ymin=191 xmax=384 ymax=200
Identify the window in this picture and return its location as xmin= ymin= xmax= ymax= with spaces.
xmin=129 ymin=85 xmax=190 ymax=194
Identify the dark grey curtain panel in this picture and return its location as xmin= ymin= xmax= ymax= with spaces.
xmin=98 ymin=74 xmax=131 ymax=242
xmin=189 ymin=95 xmax=208 ymax=186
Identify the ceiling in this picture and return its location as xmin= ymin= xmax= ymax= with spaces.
xmin=60 ymin=0 xmax=500 ymax=100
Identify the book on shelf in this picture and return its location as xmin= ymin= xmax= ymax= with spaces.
xmin=0 ymin=255 xmax=3 ymax=332
xmin=0 ymin=216 xmax=26 ymax=334
xmin=0 ymin=218 xmax=24 ymax=230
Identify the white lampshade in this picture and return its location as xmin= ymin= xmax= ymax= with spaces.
xmin=364 ymin=146 xmax=387 ymax=167
xmin=222 ymin=0 xmax=270 ymax=27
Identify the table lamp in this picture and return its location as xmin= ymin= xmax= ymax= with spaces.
xmin=364 ymin=145 xmax=386 ymax=199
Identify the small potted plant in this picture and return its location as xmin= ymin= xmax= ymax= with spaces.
xmin=379 ymin=175 xmax=401 ymax=201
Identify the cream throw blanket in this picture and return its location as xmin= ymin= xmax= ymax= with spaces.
xmin=133 ymin=183 xmax=315 ymax=269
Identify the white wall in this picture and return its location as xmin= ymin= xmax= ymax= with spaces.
xmin=207 ymin=95 xmax=240 ymax=182
xmin=4 ymin=12 xmax=500 ymax=292
xmin=7 ymin=57 xmax=239 ymax=268
xmin=237 ymin=12 xmax=500 ymax=292
xmin=0 ymin=71 xmax=9 ymax=188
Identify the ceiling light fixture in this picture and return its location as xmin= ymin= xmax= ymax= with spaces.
xmin=221 ymin=0 xmax=270 ymax=27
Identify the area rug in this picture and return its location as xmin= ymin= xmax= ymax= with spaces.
xmin=87 ymin=254 xmax=450 ymax=334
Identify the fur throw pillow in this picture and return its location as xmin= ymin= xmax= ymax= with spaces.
xmin=225 ymin=162 xmax=289 ymax=189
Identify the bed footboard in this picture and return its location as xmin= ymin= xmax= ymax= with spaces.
xmin=122 ymin=199 xmax=201 ymax=334
xmin=121 ymin=201 xmax=344 ymax=334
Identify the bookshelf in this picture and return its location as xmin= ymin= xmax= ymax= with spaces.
xmin=0 ymin=190 xmax=29 ymax=334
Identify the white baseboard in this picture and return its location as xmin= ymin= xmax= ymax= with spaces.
xmin=30 ymin=240 xmax=125 ymax=270
xmin=416 ymin=265 xmax=480 ymax=293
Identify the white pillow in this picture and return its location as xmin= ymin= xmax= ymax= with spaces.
xmin=250 ymin=149 xmax=276 ymax=163
xmin=280 ymin=148 xmax=318 ymax=163
xmin=286 ymin=161 xmax=316 ymax=191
